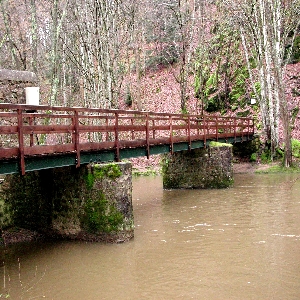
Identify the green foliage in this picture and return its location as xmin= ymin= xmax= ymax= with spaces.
xmin=85 ymin=173 xmax=95 ymax=190
xmin=261 ymin=150 xmax=271 ymax=164
xmin=250 ymin=153 xmax=257 ymax=162
xmin=285 ymin=35 xmax=300 ymax=63
xmin=256 ymin=122 xmax=262 ymax=130
xmin=198 ymin=60 xmax=251 ymax=114
xmin=292 ymin=139 xmax=300 ymax=158
xmin=132 ymin=167 xmax=159 ymax=177
xmin=254 ymin=82 xmax=261 ymax=94
xmin=236 ymin=110 xmax=250 ymax=117
xmin=276 ymin=147 xmax=284 ymax=158
xmin=209 ymin=141 xmax=232 ymax=147
xmin=229 ymin=65 xmax=249 ymax=105
xmin=256 ymin=165 xmax=300 ymax=174
xmin=181 ymin=106 xmax=189 ymax=115
xmin=204 ymin=97 xmax=220 ymax=112
xmin=205 ymin=72 xmax=218 ymax=90
xmin=93 ymin=163 xmax=122 ymax=180
xmin=194 ymin=21 xmax=251 ymax=114
xmin=231 ymin=105 xmax=238 ymax=111
xmin=229 ymin=86 xmax=245 ymax=103
xmin=83 ymin=192 xmax=123 ymax=234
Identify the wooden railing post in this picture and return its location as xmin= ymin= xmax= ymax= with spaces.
xmin=106 ymin=116 xmax=109 ymax=141
xmin=146 ymin=113 xmax=150 ymax=159
xmin=216 ymin=116 xmax=218 ymax=141
xmin=131 ymin=117 xmax=135 ymax=140
xmin=188 ymin=115 xmax=191 ymax=150
xmin=247 ymin=118 xmax=250 ymax=139
xmin=234 ymin=118 xmax=237 ymax=142
xmin=115 ymin=112 xmax=120 ymax=161
xmin=169 ymin=115 xmax=174 ymax=154
xmin=74 ymin=110 xmax=80 ymax=167
xmin=29 ymin=115 xmax=34 ymax=147
xmin=17 ymin=109 xmax=25 ymax=175
xmin=203 ymin=115 xmax=206 ymax=147
xmin=152 ymin=119 xmax=156 ymax=139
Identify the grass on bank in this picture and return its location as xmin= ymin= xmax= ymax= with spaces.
xmin=132 ymin=167 xmax=160 ymax=177
xmin=255 ymin=163 xmax=300 ymax=174
xmin=251 ymin=139 xmax=300 ymax=174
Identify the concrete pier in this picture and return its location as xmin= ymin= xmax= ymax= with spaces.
xmin=162 ymin=143 xmax=233 ymax=189
xmin=1 ymin=162 xmax=134 ymax=243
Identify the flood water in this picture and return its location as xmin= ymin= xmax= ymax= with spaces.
xmin=1 ymin=173 xmax=300 ymax=299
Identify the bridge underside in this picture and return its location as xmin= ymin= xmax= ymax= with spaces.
xmin=0 ymin=135 xmax=252 ymax=175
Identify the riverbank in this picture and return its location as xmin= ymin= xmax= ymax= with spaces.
xmin=233 ymin=162 xmax=274 ymax=174
xmin=233 ymin=159 xmax=300 ymax=174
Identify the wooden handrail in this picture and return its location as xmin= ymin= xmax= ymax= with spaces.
xmin=0 ymin=104 xmax=255 ymax=174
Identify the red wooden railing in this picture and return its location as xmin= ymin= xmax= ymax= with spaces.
xmin=0 ymin=104 xmax=254 ymax=174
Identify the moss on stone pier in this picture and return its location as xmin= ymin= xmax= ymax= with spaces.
xmin=1 ymin=162 xmax=134 ymax=244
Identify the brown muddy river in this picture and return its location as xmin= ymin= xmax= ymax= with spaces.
xmin=1 ymin=173 xmax=300 ymax=299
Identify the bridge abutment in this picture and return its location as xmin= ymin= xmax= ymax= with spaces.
xmin=162 ymin=143 xmax=233 ymax=189
xmin=1 ymin=162 xmax=134 ymax=244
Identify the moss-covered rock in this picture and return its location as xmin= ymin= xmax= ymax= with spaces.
xmin=1 ymin=162 xmax=134 ymax=244
xmin=162 ymin=145 xmax=233 ymax=189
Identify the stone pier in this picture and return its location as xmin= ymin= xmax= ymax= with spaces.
xmin=0 ymin=162 xmax=134 ymax=244
xmin=162 ymin=143 xmax=233 ymax=189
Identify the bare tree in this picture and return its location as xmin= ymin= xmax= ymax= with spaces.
xmin=62 ymin=0 xmax=133 ymax=109
xmin=127 ymin=1 xmax=145 ymax=110
xmin=162 ymin=0 xmax=203 ymax=112
xmin=48 ymin=0 xmax=69 ymax=106
xmin=0 ymin=1 xmax=29 ymax=70
xmin=220 ymin=0 xmax=300 ymax=166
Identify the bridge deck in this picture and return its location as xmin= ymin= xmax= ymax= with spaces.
xmin=0 ymin=104 xmax=254 ymax=175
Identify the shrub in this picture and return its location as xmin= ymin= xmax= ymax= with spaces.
xmin=292 ymin=139 xmax=300 ymax=158
xmin=250 ymin=153 xmax=257 ymax=162
xmin=261 ymin=151 xmax=271 ymax=163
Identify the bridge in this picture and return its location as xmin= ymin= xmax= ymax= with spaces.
xmin=0 ymin=103 xmax=254 ymax=175
xmin=0 ymin=103 xmax=255 ymax=243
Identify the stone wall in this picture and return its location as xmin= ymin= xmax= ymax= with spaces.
xmin=162 ymin=145 xmax=233 ymax=189
xmin=0 ymin=162 xmax=134 ymax=244
xmin=0 ymin=69 xmax=38 ymax=104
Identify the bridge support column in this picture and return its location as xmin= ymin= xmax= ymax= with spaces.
xmin=162 ymin=143 xmax=233 ymax=189
xmin=1 ymin=162 xmax=134 ymax=244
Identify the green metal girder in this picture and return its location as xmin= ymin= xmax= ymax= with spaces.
xmin=120 ymin=147 xmax=147 ymax=160
xmin=0 ymin=135 xmax=254 ymax=175
xmin=0 ymin=160 xmax=19 ymax=175
xmin=191 ymin=140 xmax=205 ymax=149
xmin=80 ymin=151 xmax=115 ymax=164
xmin=149 ymin=144 xmax=170 ymax=155
xmin=19 ymin=155 xmax=75 ymax=173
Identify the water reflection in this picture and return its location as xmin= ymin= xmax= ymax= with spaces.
xmin=1 ymin=173 xmax=300 ymax=299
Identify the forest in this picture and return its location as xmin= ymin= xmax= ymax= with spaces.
xmin=1 ymin=0 xmax=300 ymax=166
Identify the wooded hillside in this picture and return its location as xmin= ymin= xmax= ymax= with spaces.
xmin=1 ymin=0 xmax=300 ymax=165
